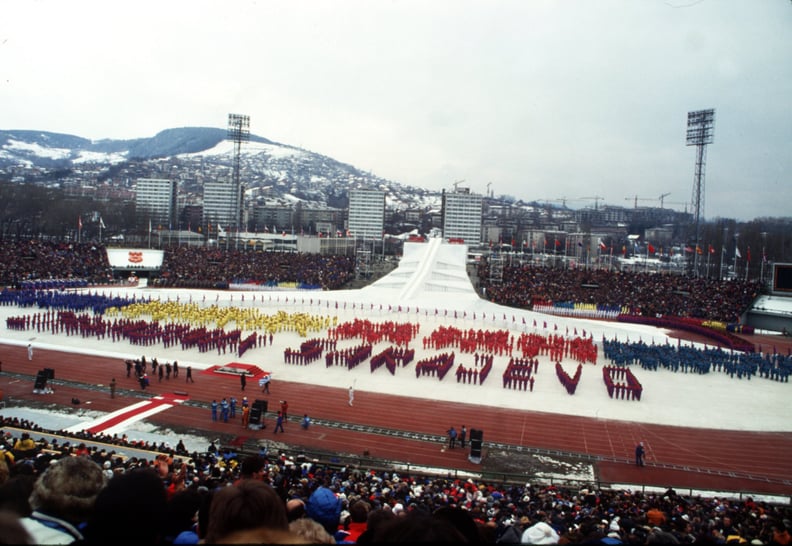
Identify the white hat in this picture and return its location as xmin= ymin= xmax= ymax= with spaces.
xmin=521 ymin=522 xmax=560 ymax=545
xmin=393 ymin=503 xmax=404 ymax=515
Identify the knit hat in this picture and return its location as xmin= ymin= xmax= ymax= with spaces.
xmin=521 ymin=521 xmax=560 ymax=544
xmin=306 ymin=486 xmax=342 ymax=533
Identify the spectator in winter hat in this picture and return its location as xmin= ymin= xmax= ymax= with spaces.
xmin=306 ymin=485 xmax=343 ymax=536
xmin=20 ymin=456 xmax=107 ymax=544
xmin=521 ymin=521 xmax=560 ymax=544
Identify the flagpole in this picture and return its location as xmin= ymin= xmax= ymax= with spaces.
xmin=706 ymin=244 xmax=710 ymax=278
xmin=734 ymin=233 xmax=740 ymax=280
xmin=760 ymin=232 xmax=767 ymax=283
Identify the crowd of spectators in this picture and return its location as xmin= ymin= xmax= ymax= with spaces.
xmin=153 ymin=246 xmax=356 ymax=290
xmin=1 ymin=417 xmax=791 ymax=544
xmin=478 ymin=262 xmax=762 ymax=324
xmin=0 ymin=240 xmax=358 ymax=292
xmin=0 ymin=240 xmax=768 ymax=328
xmin=0 ymin=240 xmax=113 ymax=288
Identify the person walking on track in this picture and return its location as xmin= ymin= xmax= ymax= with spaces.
xmin=635 ymin=442 xmax=646 ymax=467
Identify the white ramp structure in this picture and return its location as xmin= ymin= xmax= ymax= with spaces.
xmin=364 ymin=238 xmax=479 ymax=304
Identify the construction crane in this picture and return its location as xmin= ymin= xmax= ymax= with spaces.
xmin=542 ymin=197 xmax=569 ymax=207
xmin=486 ymin=182 xmax=492 ymax=198
xmin=663 ymin=201 xmax=689 ymax=212
xmin=626 ymin=193 xmax=672 ymax=209
xmin=626 ymin=195 xmax=651 ymax=208
xmin=579 ymin=196 xmax=604 ymax=210
xmin=452 ymin=179 xmax=466 ymax=192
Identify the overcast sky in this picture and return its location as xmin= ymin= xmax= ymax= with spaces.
xmin=2 ymin=0 xmax=790 ymax=221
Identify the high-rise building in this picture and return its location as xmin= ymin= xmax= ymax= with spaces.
xmin=442 ymin=189 xmax=483 ymax=245
xmin=135 ymin=178 xmax=177 ymax=230
xmin=203 ymin=181 xmax=244 ymax=234
xmin=348 ymin=189 xmax=385 ymax=239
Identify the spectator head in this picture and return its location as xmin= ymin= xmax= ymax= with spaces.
xmin=289 ymin=516 xmax=336 ymax=544
xmin=286 ymin=498 xmax=306 ymax=522
xmin=0 ymin=475 xmax=36 ymax=517
xmin=349 ymin=499 xmax=371 ymax=523
xmin=369 ymin=509 xmax=469 ymax=543
xmin=0 ymin=509 xmax=33 ymax=545
xmin=203 ymin=480 xmax=290 ymax=544
xmin=433 ymin=506 xmax=482 ymax=544
xmin=521 ymin=521 xmax=560 ymax=544
xmin=82 ymin=467 xmax=168 ymax=544
xmin=239 ymin=455 xmax=266 ymax=479
xmin=306 ymin=485 xmax=343 ymax=535
xmin=28 ymin=456 xmax=106 ymax=524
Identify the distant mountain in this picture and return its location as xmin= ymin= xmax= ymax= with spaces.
xmin=0 ymin=127 xmax=274 ymax=167
xmin=0 ymin=127 xmax=441 ymax=211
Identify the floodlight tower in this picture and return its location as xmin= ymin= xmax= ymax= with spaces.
xmin=227 ymin=113 xmax=250 ymax=245
xmin=686 ymin=108 xmax=715 ymax=276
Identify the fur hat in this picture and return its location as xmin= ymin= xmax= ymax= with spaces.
xmin=29 ymin=456 xmax=106 ymax=523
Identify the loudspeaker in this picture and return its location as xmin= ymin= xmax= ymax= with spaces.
xmin=470 ymin=429 xmax=483 ymax=458
xmin=34 ymin=371 xmax=48 ymax=390
xmin=249 ymin=399 xmax=268 ymax=425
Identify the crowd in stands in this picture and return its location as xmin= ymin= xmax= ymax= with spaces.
xmin=154 ymin=246 xmax=356 ymax=290
xmin=0 ymin=240 xmax=113 ymax=288
xmin=0 ymin=240 xmax=357 ymax=292
xmin=479 ymin=262 xmax=762 ymax=324
xmin=0 ymin=240 xmax=769 ymax=331
xmin=1 ymin=416 xmax=792 ymax=544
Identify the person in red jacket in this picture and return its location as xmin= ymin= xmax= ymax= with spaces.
xmin=338 ymin=500 xmax=371 ymax=543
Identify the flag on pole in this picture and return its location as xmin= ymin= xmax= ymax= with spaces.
xmin=747 ymin=246 xmax=751 ymax=262
xmin=708 ymin=244 xmax=715 ymax=254
xmin=78 ymin=216 xmax=83 ymax=230
xmin=647 ymin=243 xmax=655 ymax=254
xmin=99 ymin=217 xmax=106 ymax=229
xmin=735 ymin=246 xmax=742 ymax=259
xmin=598 ymin=238 xmax=607 ymax=251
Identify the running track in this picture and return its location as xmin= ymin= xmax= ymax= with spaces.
xmin=2 ymin=335 xmax=791 ymax=497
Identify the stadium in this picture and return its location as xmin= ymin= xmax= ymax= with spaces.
xmin=2 ymin=238 xmax=791 ymax=543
